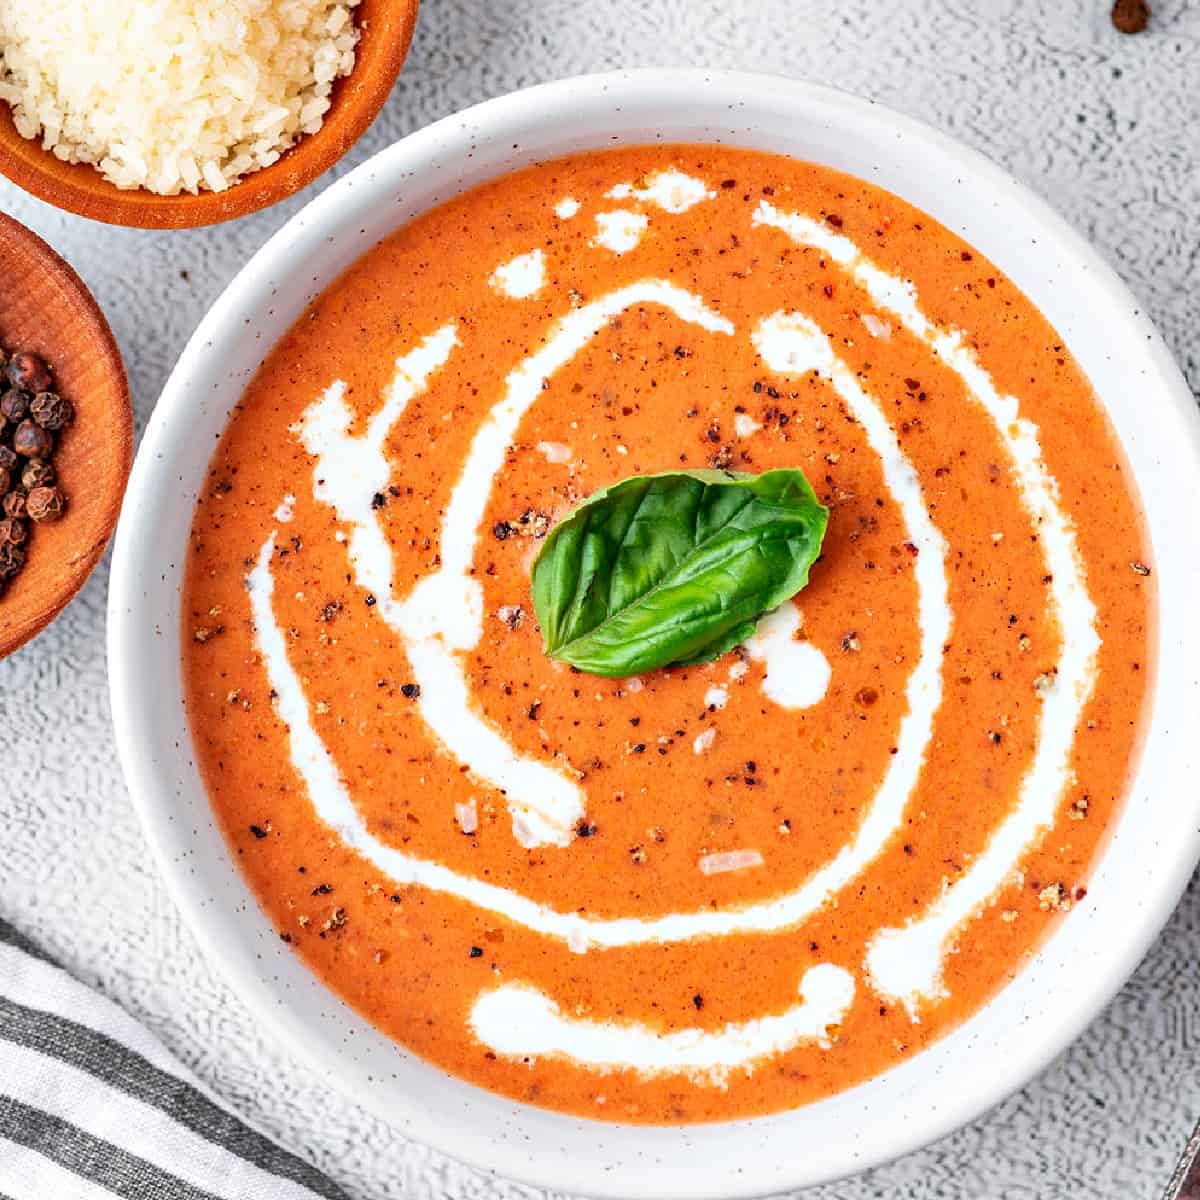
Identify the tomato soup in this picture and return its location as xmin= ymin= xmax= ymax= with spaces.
xmin=182 ymin=146 xmax=1153 ymax=1123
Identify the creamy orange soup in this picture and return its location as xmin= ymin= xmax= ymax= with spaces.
xmin=183 ymin=146 xmax=1152 ymax=1123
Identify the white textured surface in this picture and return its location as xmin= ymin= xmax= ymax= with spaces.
xmin=1 ymin=2 xmax=1198 ymax=1196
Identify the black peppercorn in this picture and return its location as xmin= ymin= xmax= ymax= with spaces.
xmin=1112 ymin=0 xmax=1150 ymax=33
xmin=26 ymin=486 xmax=64 ymax=523
xmin=12 ymin=420 xmax=51 ymax=459
xmin=0 ymin=389 xmax=28 ymax=423
xmin=0 ymin=541 xmax=26 ymax=579
xmin=20 ymin=460 xmax=53 ymax=489
xmin=6 ymin=351 xmax=52 ymax=394
xmin=0 ymin=516 xmax=28 ymax=546
xmin=30 ymin=392 xmax=73 ymax=431
xmin=0 ymin=343 xmax=73 ymax=598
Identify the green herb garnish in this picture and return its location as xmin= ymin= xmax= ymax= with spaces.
xmin=530 ymin=468 xmax=828 ymax=678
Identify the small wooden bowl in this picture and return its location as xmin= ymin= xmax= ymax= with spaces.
xmin=0 ymin=214 xmax=132 ymax=658
xmin=0 ymin=0 xmax=419 ymax=229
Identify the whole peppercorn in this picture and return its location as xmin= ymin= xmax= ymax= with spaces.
xmin=0 ymin=541 xmax=26 ymax=579
xmin=31 ymin=391 xmax=73 ymax=431
xmin=0 ymin=516 xmax=28 ymax=546
xmin=20 ymin=459 xmax=53 ymax=490
xmin=6 ymin=351 xmax=52 ymax=395
xmin=12 ymin=419 xmax=52 ymax=459
xmin=0 ymin=445 xmax=17 ymax=473
xmin=0 ymin=389 xmax=28 ymax=423
xmin=2 ymin=491 xmax=26 ymax=520
xmin=26 ymin=486 xmax=65 ymax=523
xmin=1111 ymin=0 xmax=1150 ymax=34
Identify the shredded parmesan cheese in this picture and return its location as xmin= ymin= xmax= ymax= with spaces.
xmin=860 ymin=313 xmax=892 ymax=339
xmin=454 ymin=798 xmax=478 ymax=835
xmin=698 ymin=849 xmax=765 ymax=875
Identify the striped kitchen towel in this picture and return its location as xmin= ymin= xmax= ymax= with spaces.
xmin=0 ymin=917 xmax=348 ymax=1200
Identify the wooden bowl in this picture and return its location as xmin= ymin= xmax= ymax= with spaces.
xmin=0 ymin=213 xmax=131 ymax=658
xmin=0 ymin=0 xmax=419 ymax=229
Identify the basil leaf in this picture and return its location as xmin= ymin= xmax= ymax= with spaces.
xmin=530 ymin=469 xmax=828 ymax=678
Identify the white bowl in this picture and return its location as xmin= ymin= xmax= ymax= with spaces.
xmin=108 ymin=70 xmax=1200 ymax=1198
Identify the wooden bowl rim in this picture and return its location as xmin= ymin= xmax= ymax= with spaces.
xmin=0 ymin=213 xmax=132 ymax=658
xmin=0 ymin=0 xmax=419 ymax=230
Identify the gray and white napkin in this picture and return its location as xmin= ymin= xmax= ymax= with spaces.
xmin=0 ymin=917 xmax=347 ymax=1200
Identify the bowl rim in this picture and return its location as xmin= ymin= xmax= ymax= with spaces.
xmin=108 ymin=67 xmax=1200 ymax=1198
xmin=0 ymin=0 xmax=419 ymax=229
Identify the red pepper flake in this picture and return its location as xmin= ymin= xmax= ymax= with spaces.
xmin=826 ymin=213 xmax=843 ymax=228
xmin=692 ymin=994 xmax=704 ymax=1010
xmin=576 ymin=821 xmax=598 ymax=838
xmin=720 ymin=179 xmax=736 ymax=189
xmin=311 ymin=882 xmax=333 ymax=895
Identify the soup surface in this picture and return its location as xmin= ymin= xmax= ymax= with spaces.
xmin=183 ymin=145 xmax=1153 ymax=1123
